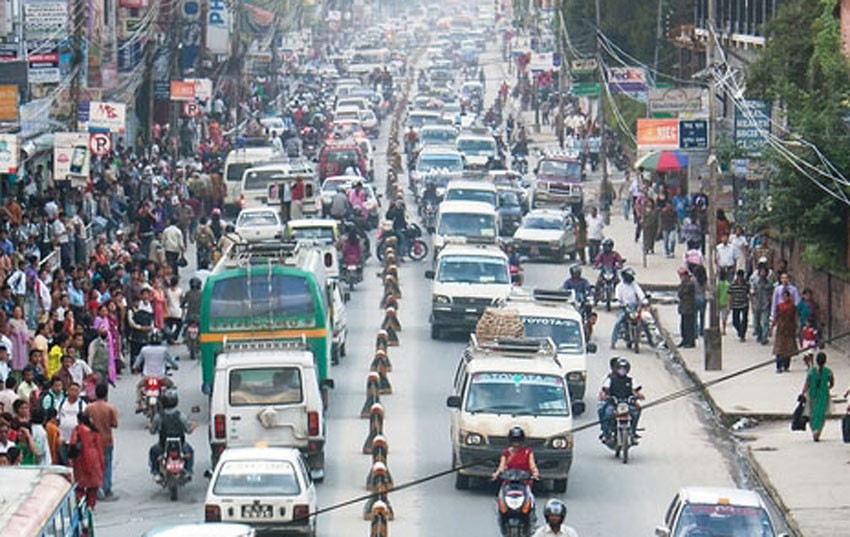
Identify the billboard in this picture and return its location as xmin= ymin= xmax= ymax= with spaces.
xmin=734 ymin=100 xmax=771 ymax=156
xmin=207 ymin=0 xmax=230 ymax=54
xmin=0 ymin=84 xmax=18 ymax=122
xmin=608 ymin=67 xmax=647 ymax=96
xmin=88 ymin=101 xmax=126 ymax=132
xmin=648 ymin=87 xmax=707 ymax=117
xmin=23 ymin=0 xmax=67 ymax=40
xmin=54 ymin=132 xmax=91 ymax=184
xmin=0 ymin=133 xmax=20 ymax=173
xmin=636 ymin=118 xmax=679 ymax=149
xmin=26 ymin=40 xmax=61 ymax=84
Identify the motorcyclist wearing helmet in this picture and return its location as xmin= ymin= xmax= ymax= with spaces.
xmin=341 ymin=229 xmax=363 ymax=267
xmin=385 ymin=199 xmax=408 ymax=255
xmin=611 ymin=267 xmax=645 ymax=350
xmin=181 ymin=277 xmax=203 ymax=326
xmin=491 ymin=426 xmax=540 ymax=481
xmin=148 ymin=388 xmax=197 ymax=477
xmin=532 ymin=499 xmax=579 ymax=537
xmin=593 ymin=238 xmax=625 ymax=274
xmin=348 ymin=179 xmax=369 ymax=220
xmin=562 ymin=264 xmax=593 ymax=303
xmin=133 ymin=330 xmax=178 ymax=411
xmin=598 ymin=357 xmax=644 ymax=441
xmin=421 ymin=179 xmax=440 ymax=207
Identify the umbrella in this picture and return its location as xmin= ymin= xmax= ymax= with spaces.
xmin=634 ymin=150 xmax=689 ymax=172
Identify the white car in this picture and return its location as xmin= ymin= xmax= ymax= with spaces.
xmin=512 ymin=209 xmax=577 ymax=262
xmin=142 ymin=524 xmax=255 ymax=537
xmin=259 ymin=117 xmax=286 ymax=137
xmin=204 ymin=447 xmax=317 ymax=537
xmin=656 ymin=487 xmax=788 ymax=537
xmin=235 ymin=208 xmax=284 ymax=242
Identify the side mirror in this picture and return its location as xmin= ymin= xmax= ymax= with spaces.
xmin=424 ymin=270 xmax=435 ymax=279
xmin=655 ymin=527 xmax=670 ymax=537
xmin=343 ymin=292 xmax=351 ymax=303
xmin=586 ymin=342 xmax=598 ymax=354
xmin=321 ymin=379 xmax=335 ymax=390
xmin=446 ymin=395 xmax=462 ymax=408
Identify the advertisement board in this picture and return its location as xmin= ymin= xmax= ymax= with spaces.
xmin=54 ymin=132 xmax=90 ymax=184
xmin=648 ymin=87 xmax=707 ymax=117
xmin=23 ymin=0 xmax=67 ymax=40
xmin=0 ymin=133 xmax=20 ymax=173
xmin=607 ymin=67 xmax=647 ymax=95
xmin=88 ymin=101 xmax=126 ymax=132
xmin=0 ymin=84 xmax=18 ymax=122
xmin=678 ymin=119 xmax=708 ymax=149
xmin=734 ymin=100 xmax=771 ymax=156
xmin=206 ymin=0 xmax=230 ymax=54
xmin=636 ymin=118 xmax=679 ymax=149
xmin=26 ymin=40 xmax=61 ymax=84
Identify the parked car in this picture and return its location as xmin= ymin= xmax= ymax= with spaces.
xmin=235 ymin=208 xmax=284 ymax=242
xmin=512 ymin=209 xmax=577 ymax=262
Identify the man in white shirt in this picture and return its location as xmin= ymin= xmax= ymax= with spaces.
xmin=715 ymin=234 xmax=737 ymax=279
xmin=585 ymin=206 xmax=605 ymax=262
xmin=0 ymin=376 xmax=19 ymax=413
xmin=162 ymin=218 xmax=185 ymax=276
xmin=611 ymin=268 xmax=645 ymax=350
xmin=532 ymin=499 xmax=579 ymax=537
xmin=730 ymin=225 xmax=748 ymax=272
xmin=57 ymin=383 xmax=87 ymax=444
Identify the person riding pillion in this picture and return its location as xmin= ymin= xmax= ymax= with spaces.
xmin=133 ymin=330 xmax=177 ymax=412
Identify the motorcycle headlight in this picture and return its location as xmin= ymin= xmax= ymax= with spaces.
xmin=616 ymin=402 xmax=630 ymax=415
xmin=550 ymin=435 xmax=572 ymax=449
xmin=433 ymin=294 xmax=451 ymax=304
xmin=464 ymin=432 xmax=483 ymax=446
xmin=505 ymin=496 xmax=524 ymax=510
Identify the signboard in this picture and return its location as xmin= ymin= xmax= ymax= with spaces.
xmin=571 ymin=82 xmax=600 ymax=96
xmin=678 ymin=119 xmax=708 ymax=149
xmin=88 ymin=101 xmax=126 ymax=133
xmin=636 ymin=118 xmax=679 ymax=149
xmin=734 ymin=100 xmax=770 ymax=156
xmin=607 ymin=67 xmax=647 ymax=94
xmin=0 ymin=43 xmax=19 ymax=61
xmin=26 ymin=41 xmax=60 ymax=84
xmin=23 ymin=1 xmax=67 ymax=40
xmin=182 ymin=101 xmax=203 ymax=117
xmin=0 ymin=133 xmax=20 ymax=173
xmin=54 ymin=132 xmax=90 ymax=183
xmin=571 ymin=58 xmax=598 ymax=76
xmin=88 ymin=131 xmax=112 ymax=156
xmin=170 ymin=78 xmax=211 ymax=101
xmin=648 ymin=87 xmax=707 ymax=117
xmin=154 ymin=80 xmax=170 ymax=99
xmin=206 ymin=0 xmax=230 ymax=54
xmin=0 ymin=84 xmax=18 ymax=122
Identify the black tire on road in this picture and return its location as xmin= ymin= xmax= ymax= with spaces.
xmin=410 ymin=239 xmax=429 ymax=261
xmin=169 ymin=484 xmax=178 ymax=501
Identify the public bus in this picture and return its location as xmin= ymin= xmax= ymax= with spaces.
xmin=0 ymin=466 xmax=94 ymax=537
xmin=199 ymin=242 xmax=333 ymax=395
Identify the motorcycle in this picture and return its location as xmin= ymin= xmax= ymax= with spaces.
xmin=571 ymin=289 xmax=597 ymax=341
xmin=142 ymin=377 xmax=164 ymax=423
xmin=421 ymin=201 xmax=437 ymax=233
xmin=376 ymin=223 xmax=429 ymax=262
xmin=185 ymin=321 xmax=200 ymax=361
xmin=156 ymin=437 xmax=192 ymax=501
xmin=596 ymin=266 xmax=619 ymax=312
xmin=496 ymin=469 xmax=536 ymax=537
xmin=341 ymin=262 xmax=364 ymax=291
xmin=603 ymin=396 xmax=638 ymax=464
xmin=618 ymin=297 xmax=654 ymax=354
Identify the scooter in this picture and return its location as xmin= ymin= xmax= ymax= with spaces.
xmin=496 ymin=469 xmax=535 ymax=537
xmin=341 ymin=262 xmax=363 ymax=291
xmin=603 ymin=396 xmax=638 ymax=464
xmin=156 ymin=437 xmax=192 ymax=501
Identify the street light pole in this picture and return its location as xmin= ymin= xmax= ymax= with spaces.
xmin=595 ymin=0 xmax=610 ymax=224
xmin=704 ymin=0 xmax=722 ymax=370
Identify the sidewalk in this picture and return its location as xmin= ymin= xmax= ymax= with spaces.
xmin=516 ymin=105 xmax=850 ymax=537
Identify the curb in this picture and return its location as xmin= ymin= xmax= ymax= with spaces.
xmin=655 ymin=316 xmax=803 ymax=537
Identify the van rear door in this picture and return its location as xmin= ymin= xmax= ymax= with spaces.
xmin=225 ymin=365 xmax=309 ymax=448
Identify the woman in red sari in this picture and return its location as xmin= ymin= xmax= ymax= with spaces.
xmin=69 ymin=412 xmax=105 ymax=508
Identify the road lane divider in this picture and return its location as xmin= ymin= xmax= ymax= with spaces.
xmin=361 ymin=372 xmax=382 ymax=419
xmin=362 ymin=402 xmax=385 ymax=454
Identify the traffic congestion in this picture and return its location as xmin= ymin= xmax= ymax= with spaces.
xmin=0 ymin=2 xmax=795 ymax=537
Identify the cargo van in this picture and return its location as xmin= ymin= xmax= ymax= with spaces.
xmin=209 ymin=338 xmax=332 ymax=480
xmin=223 ymin=145 xmax=281 ymax=215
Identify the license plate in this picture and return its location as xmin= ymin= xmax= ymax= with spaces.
xmin=242 ymin=504 xmax=274 ymax=519
xmin=165 ymin=458 xmax=184 ymax=472
xmin=146 ymin=389 xmax=159 ymax=397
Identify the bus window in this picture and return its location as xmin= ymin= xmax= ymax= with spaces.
xmin=209 ymin=275 xmax=315 ymax=323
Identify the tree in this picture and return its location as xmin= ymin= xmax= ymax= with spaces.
xmin=746 ymin=0 xmax=850 ymax=272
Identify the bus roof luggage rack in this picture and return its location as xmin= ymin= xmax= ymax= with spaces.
xmin=222 ymin=240 xmax=299 ymax=267
xmin=222 ymin=335 xmax=308 ymax=353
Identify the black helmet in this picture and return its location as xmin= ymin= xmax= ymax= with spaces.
xmin=161 ymin=388 xmax=179 ymax=409
xmin=543 ymin=498 xmax=567 ymax=521
xmin=569 ymin=264 xmax=582 ymax=277
xmin=190 ymin=277 xmax=202 ymax=290
xmin=149 ymin=329 xmax=162 ymax=344
xmin=602 ymin=238 xmax=614 ymax=252
xmin=616 ymin=357 xmax=631 ymax=374
xmin=508 ymin=426 xmax=525 ymax=443
xmin=621 ymin=268 xmax=636 ymax=283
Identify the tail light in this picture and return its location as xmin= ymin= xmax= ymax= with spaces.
xmin=214 ymin=414 xmax=226 ymax=439
xmin=293 ymin=504 xmax=310 ymax=520
xmin=146 ymin=377 xmax=161 ymax=389
xmin=308 ymin=411 xmax=319 ymax=436
xmin=205 ymin=504 xmax=222 ymax=522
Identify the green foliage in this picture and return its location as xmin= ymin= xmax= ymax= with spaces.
xmin=746 ymin=0 xmax=850 ymax=272
xmin=603 ymin=93 xmax=645 ymax=150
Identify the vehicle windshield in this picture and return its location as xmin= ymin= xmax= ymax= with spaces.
xmin=523 ymin=215 xmax=563 ymax=230
xmin=437 ymin=212 xmax=496 ymax=238
xmin=227 ymin=162 xmax=253 ymax=182
xmin=498 ymin=191 xmax=520 ymax=207
xmin=335 ymin=111 xmax=360 ymax=122
xmin=243 ymin=170 xmax=295 ymax=191
xmin=419 ymin=155 xmax=464 ymax=172
xmin=409 ymin=114 xmax=441 ymax=128
xmin=521 ymin=316 xmax=584 ymax=354
xmin=322 ymin=180 xmax=350 ymax=194
xmin=237 ymin=212 xmax=278 ymax=227
xmin=445 ymin=188 xmax=496 ymax=206
xmin=437 ymin=256 xmax=509 ymax=284
xmin=213 ymin=460 xmax=301 ymax=496
xmin=209 ymin=274 xmax=316 ymax=330
xmin=457 ymin=138 xmax=496 ymax=155
xmin=229 ymin=367 xmax=303 ymax=406
xmin=326 ymin=149 xmax=360 ymax=164
xmin=466 ymin=372 xmax=569 ymax=416
xmin=421 ymin=128 xmax=459 ymax=145
xmin=673 ymin=504 xmax=775 ymax=537
xmin=538 ymin=159 xmax=582 ymax=178
xmin=289 ymin=226 xmax=335 ymax=241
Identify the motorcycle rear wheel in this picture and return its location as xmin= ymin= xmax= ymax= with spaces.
xmin=619 ymin=427 xmax=630 ymax=464
xmin=409 ymin=239 xmax=429 ymax=261
xmin=169 ymin=483 xmax=178 ymax=501
xmin=632 ymin=324 xmax=640 ymax=354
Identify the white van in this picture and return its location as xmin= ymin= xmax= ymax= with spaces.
xmin=425 ymin=243 xmax=512 ymax=339
xmin=209 ymin=338 xmax=330 ymax=480
xmin=239 ymin=161 xmax=316 ymax=212
xmin=446 ymin=335 xmax=574 ymax=492
xmin=433 ymin=200 xmax=499 ymax=256
xmin=505 ymin=289 xmax=598 ymax=414
xmin=223 ymin=146 xmax=281 ymax=215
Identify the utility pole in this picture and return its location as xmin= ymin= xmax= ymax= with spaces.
xmin=232 ymin=0 xmax=243 ymax=127
xmin=68 ymin=0 xmax=85 ymax=131
xmin=595 ymin=0 xmax=610 ymax=224
xmin=704 ymin=0 xmax=722 ymax=370
xmin=556 ymin=0 xmax=564 ymax=148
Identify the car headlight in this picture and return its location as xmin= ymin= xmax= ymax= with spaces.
xmin=433 ymin=294 xmax=451 ymax=304
xmin=550 ymin=434 xmax=573 ymax=449
xmin=566 ymin=371 xmax=585 ymax=382
xmin=464 ymin=432 xmax=483 ymax=445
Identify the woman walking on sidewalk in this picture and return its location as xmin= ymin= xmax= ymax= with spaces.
xmin=772 ymin=289 xmax=798 ymax=373
xmin=801 ymin=352 xmax=834 ymax=441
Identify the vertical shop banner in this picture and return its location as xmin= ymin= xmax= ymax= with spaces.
xmin=734 ymin=100 xmax=771 ymax=156
xmin=87 ymin=0 xmax=104 ymax=87
xmin=0 ymin=133 xmax=20 ymax=173
xmin=89 ymin=101 xmax=126 ymax=132
xmin=206 ymin=0 xmax=230 ymax=54
xmin=180 ymin=0 xmax=201 ymax=73
xmin=54 ymin=132 xmax=91 ymax=184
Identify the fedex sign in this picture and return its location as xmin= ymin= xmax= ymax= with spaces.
xmin=206 ymin=0 xmax=230 ymax=54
